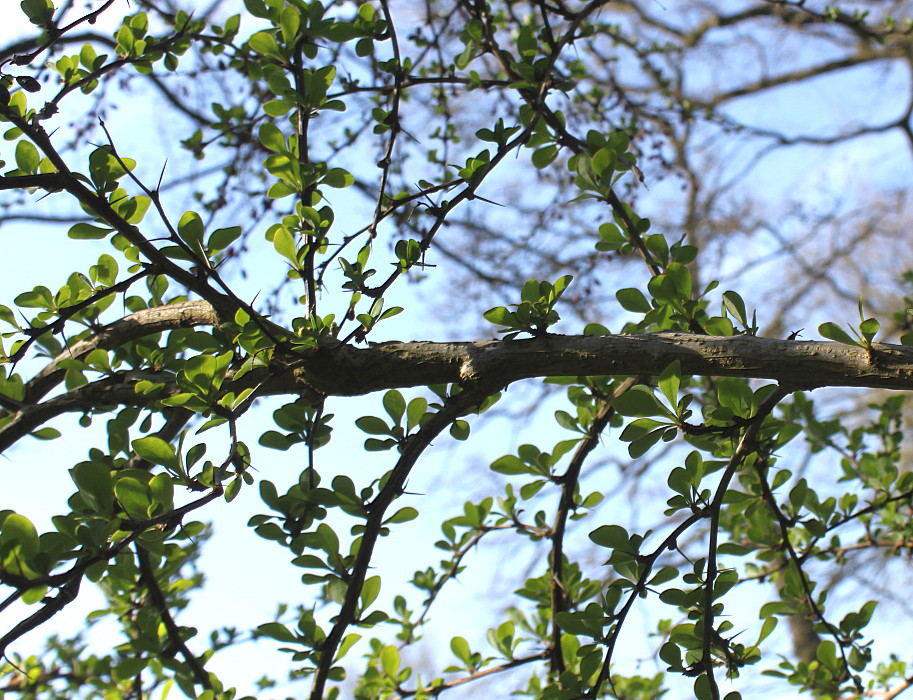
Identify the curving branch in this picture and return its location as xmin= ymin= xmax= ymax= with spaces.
xmin=23 ymin=300 xmax=219 ymax=404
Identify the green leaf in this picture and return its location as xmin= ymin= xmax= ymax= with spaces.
xmin=31 ymin=427 xmax=61 ymax=440
xmin=817 ymin=639 xmax=838 ymax=669
xmin=263 ymin=99 xmax=294 ymax=116
xmin=531 ymin=145 xmax=558 ymax=169
xmin=20 ymin=0 xmax=54 ymax=26
xmin=79 ymin=42 xmax=98 ymax=70
xmin=644 ymin=233 xmax=667 ymax=263
xmin=589 ymin=524 xmax=630 ymax=551
xmin=657 ymin=361 xmax=681 ymax=409
xmin=616 ymin=288 xmax=651 ymax=313
xmin=647 ymin=274 xmax=679 ymax=306
xmin=450 ymin=636 xmax=471 ymax=664
xmin=552 ymin=274 xmax=573 ymax=299
xmin=355 ymin=37 xmax=374 ymax=57
xmin=88 ymin=146 xmax=134 ymax=189
xmin=279 ymin=6 xmax=301 ymax=44
xmin=554 ymin=410 xmax=579 ymax=432
xmin=591 ymin=147 xmax=615 ymax=175
xmin=90 ymin=254 xmax=119 ymax=285
xmin=628 ymin=428 xmax=664 ymax=458
xmin=859 ymin=317 xmax=879 ymax=343
xmin=665 ymin=262 xmax=692 ymax=299
xmin=323 ymin=168 xmax=354 ymax=188
xmin=149 ymin=473 xmax=174 ymax=511
xmin=660 ymin=641 xmax=683 ymax=671
xmin=365 ymin=438 xmax=397 ymax=451
xmin=114 ymin=477 xmax=151 ymax=520
xmin=70 ymin=461 xmax=113 ymax=511
xmin=21 ymin=584 xmax=47 ymax=605
xmin=259 ymin=430 xmax=294 ymax=450
xmin=520 ymin=279 xmax=540 ymax=303
xmin=818 ymin=322 xmax=858 ymax=346
xmin=273 ymin=226 xmax=298 ymax=264
xmin=1 ymin=513 xmax=39 ymax=559
xmin=249 ymin=31 xmax=286 ymax=62
xmin=225 ymin=475 xmax=243 ymax=502
xmin=177 ymin=210 xmax=205 ymax=249
xmin=789 ymin=478 xmax=809 ymax=512
xmin=268 ymin=181 xmax=297 ymax=198
xmin=255 ymin=522 xmax=287 ymax=542
xmin=612 ymin=386 xmax=667 ymax=417
xmin=619 ymin=416 xmax=664 ymax=443
xmin=491 ymin=454 xmax=530 ymax=475
xmin=717 ymin=542 xmax=752 ymax=556
xmin=384 ymin=507 xmax=418 ymax=525
xmin=483 ymin=306 xmax=514 ymax=327
xmin=355 ymin=416 xmax=390 ymax=435
xmin=716 ymin=377 xmax=752 ymax=414
xmin=649 ymin=566 xmax=678 ymax=586
xmin=132 ymin=436 xmax=178 ymax=470
xmin=703 ymin=316 xmax=735 ymax=336
xmin=757 ymin=616 xmax=778 ymax=644
xmin=207 ymin=226 xmax=242 ymax=253
xmin=15 ymin=140 xmax=39 ymax=174
xmin=694 ymin=674 xmax=712 ymax=700
xmin=113 ymin=657 xmax=147 ymax=682
xmin=68 ymin=223 xmax=113 ymax=240
xmin=406 ymin=398 xmax=427 ymax=431
xmin=722 ymin=291 xmax=748 ymax=326
xmin=380 ymin=645 xmax=399 ymax=676
xmin=450 ymin=420 xmax=470 ymax=440
xmin=257 ymin=622 xmax=298 ymax=643
xmin=383 ymin=390 xmax=406 ymax=424
xmin=259 ymin=122 xmax=287 ymax=153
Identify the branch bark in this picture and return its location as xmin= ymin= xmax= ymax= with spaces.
xmin=23 ymin=300 xmax=219 ymax=405
xmin=301 ymin=331 xmax=913 ymax=394
xmin=6 ymin=299 xmax=913 ymax=454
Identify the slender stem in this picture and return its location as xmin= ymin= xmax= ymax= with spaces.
xmin=548 ymin=376 xmax=639 ymax=676
xmin=136 ymin=545 xmax=211 ymax=688
xmin=699 ymin=385 xmax=793 ymax=698
xmin=309 ymin=385 xmax=494 ymax=700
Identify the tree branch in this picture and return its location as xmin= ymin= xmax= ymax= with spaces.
xmin=309 ymin=385 xmax=495 ymax=699
xmin=298 ymin=333 xmax=913 ymax=394
xmin=7 ymin=308 xmax=913 ymax=453
xmin=548 ymin=376 xmax=640 ymax=675
xmin=22 ymin=300 xmax=219 ymax=405
xmin=136 ymin=545 xmax=211 ymax=688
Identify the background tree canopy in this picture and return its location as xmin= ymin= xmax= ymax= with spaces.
xmin=2 ymin=0 xmax=913 ymax=698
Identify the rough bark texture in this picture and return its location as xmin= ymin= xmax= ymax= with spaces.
xmin=6 ymin=300 xmax=913 ymax=455
xmin=302 ymin=331 xmax=913 ymax=394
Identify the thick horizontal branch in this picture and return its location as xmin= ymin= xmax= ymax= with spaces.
xmin=300 ymin=332 xmax=913 ymax=394
xmin=5 ymin=309 xmax=913 ymax=453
